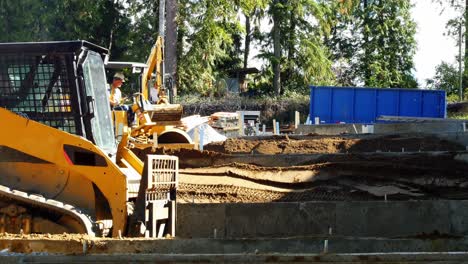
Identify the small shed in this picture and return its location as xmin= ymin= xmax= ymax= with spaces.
xmin=225 ymin=67 xmax=260 ymax=93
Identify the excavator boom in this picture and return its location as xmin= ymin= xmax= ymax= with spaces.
xmin=142 ymin=36 xmax=164 ymax=100
xmin=140 ymin=36 xmax=183 ymax=123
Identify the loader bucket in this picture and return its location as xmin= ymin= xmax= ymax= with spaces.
xmin=148 ymin=104 xmax=183 ymax=123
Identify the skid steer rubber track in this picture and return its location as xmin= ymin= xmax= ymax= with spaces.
xmin=0 ymin=183 xmax=95 ymax=236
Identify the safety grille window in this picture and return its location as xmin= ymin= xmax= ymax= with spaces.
xmin=0 ymin=54 xmax=76 ymax=134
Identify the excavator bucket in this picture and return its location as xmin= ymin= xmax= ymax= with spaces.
xmin=147 ymin=103 xmax=183 ymax=124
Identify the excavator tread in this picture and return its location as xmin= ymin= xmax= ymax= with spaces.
xmin=0 ymin=183 xmax=96 ymax=236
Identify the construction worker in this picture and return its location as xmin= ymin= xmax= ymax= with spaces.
xmin=150 ymin=86 xmax=159 ymax=103
xmin=109 ymin=72 xmax=125 ymax=108
xmin=109 ymin=72 xmax=136 ymax=125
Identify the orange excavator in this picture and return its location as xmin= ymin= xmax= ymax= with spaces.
xmin=108 ymin=36 xmax=189 ymax=139
xmin=106 ymin=36 xmax=195 ymax=180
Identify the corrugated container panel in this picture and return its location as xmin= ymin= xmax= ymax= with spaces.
xmin=309 ymin=86 xmax=446 ymax=124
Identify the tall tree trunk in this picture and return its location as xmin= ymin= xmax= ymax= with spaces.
xmin=3 ymin=1 xmax=10 ymax=42
xmin=362 ymin=0 xmax=371 ymax=86
xmin=287 ymin=11 xmax=295 ymax=62
xmin=165 ymin=0 xmax=178 ymax=97
xmin=285 ymin=5 xmax=296 ymax=85
xmin=176 ymin=1 xmax=186 ymax=91
xmin=243 ymin=13 xmax=251 ymax=69
xmin=463 ymin=0 xmax=468 ymax=100
xmin=272 ymin=1 xmax=281 ymax=96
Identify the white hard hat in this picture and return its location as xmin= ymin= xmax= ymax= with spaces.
xmin=113 ymin=72 xmax=125 ymax=82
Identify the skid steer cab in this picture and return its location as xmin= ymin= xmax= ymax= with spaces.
xmin=0 ymin=41 xmax=177 ymax=238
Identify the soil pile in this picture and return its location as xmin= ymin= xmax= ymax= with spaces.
xmin=203 ymin=135 xmax=465 ymax=154
xmin=131 ymin=134 xmax=468 ymax=203
xmin=176 ymin=152 xmax=468 ymax=203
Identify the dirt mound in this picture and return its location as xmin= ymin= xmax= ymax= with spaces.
xmin=177 ymin=183 xmax=373 ymax=203
xmin=131 ymin=135 xmax=464 ymax=164
xmin=203 ymin=135 xmax=465 ymax=154
xmin=175 ymin=152 xmax=468 ymax=203
xmin=0 ymin=233 xmax=93 ymax=241
xmin=132 ymin=147 xmax=222 ymax=160
xmin=130 ymin=134 xmax=468 ymax=204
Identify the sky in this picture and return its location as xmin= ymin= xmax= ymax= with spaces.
xmin=412 ymin=0 xmax=460 ymax=87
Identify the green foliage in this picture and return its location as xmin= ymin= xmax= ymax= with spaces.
xmin=0 ymin=0 xmax=421 ymax=96
xmin=432 ymin=0 xmax=468 ymax=98
xmin=181 ymin=92 xmax=309 ymax=124
xmin=254 ymin=0 xmax=336 ymax=95
xmin=176 ymin=0 xmax=239 ymax=95
xmin=448 ymin=112 xmax=468 ymax=119
xmin=0 ymin=0 xmax=131 ymax=60
xmin=326 ymin=0 xmax=418 ymax=88
xmin=447 ymin=93 xmax=462 ymax=102
xmin=426 ymin=50 xmax=468 ymax=102
xmin=0 ymin=0 xmax=44 ymax=41
xmin=125 ymin=0 xmax=159 ymax=61
xmin=426 ymin=62 xmax=460 ymax=96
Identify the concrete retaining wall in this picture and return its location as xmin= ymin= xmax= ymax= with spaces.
xmin=177 ymin=201 xmax=468 ymax=239
xmin=374 ymin=122 xmax=466 ymax=134
xmin=296 ymin=122 xmax=467 ymax=135
xmin=4 ymin=252 xmax=468 ymax=263
xmin=294 ymin=124 xmax=468 ymax=147
xmin=296 ymin=123 xmax=366 ymax=135
xmin=1 ymin=237 xmax=468 ymax=255
xmin=438 ymin=132 xmax=468 ymax=147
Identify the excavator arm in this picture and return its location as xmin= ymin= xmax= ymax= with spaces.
xmin=142 ymin=36 xmax=164 ymax=102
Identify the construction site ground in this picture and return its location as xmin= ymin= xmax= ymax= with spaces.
xmin=2 ymin=230 xmax=468 ymax=257
xmin=3 ymin=132 xmax=468 ymax=262
xmin=131 ymin=133 xmax=468 ymax=203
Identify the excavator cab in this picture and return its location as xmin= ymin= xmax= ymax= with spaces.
xmin=104 ymin=59 xmax=195 ymax=151
xmin=105 ymin=61 xmax=148 ymax=139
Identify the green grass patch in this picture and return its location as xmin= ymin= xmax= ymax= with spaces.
xmin=448 ymin=113 xmax=468 ymax=120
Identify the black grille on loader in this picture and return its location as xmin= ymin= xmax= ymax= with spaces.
xmin=0 ymin=53 xmax=77 ymax=133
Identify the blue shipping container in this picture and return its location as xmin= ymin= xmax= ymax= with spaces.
xmin=309 ymin=86 xmax=446 ymax=124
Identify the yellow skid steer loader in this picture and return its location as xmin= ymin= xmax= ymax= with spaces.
xmin=0 ymin=41 xmax=177 ymax=238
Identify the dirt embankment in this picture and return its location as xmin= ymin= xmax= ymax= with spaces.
xmin=203 ymin=135 xmax=465 ymax=154
xmin=0 ymin=233 xmax=94 ymax=242
xmin=131 ymin=134 xmax=468 ymax=204
xmin=176 ymin=152 xmax=468 ymax=203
